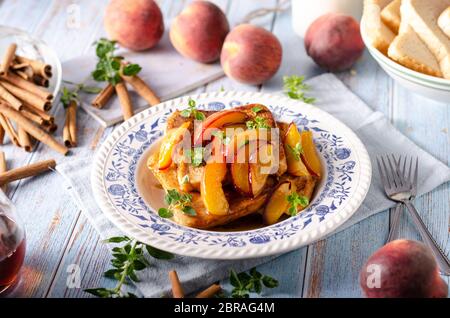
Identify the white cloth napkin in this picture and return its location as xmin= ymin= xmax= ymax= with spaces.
xmin=54 ymin=73 xmax=450 ymax=297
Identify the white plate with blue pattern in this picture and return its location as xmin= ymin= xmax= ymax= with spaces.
xmin=91 ymin=91 xmax=372 ymax=259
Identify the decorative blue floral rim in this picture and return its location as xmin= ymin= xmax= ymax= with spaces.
xmin=92 ymin=91 xmax=372 ymax=259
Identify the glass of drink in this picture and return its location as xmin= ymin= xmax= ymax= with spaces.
xmin=0 ymin=200 xmax=26 ymax=295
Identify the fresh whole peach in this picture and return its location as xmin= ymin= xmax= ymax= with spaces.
xmin=170 ymin=1 xmax=230 ymax=63
xmin=104 ymin=0 xmax=164 ymax=51
xmin=221 ymin=24 xmax=282 ymax=85
xmin=305 ymin=13 xmax=364 ymax=71
xmin=360 ymin=240 xmax=448 ymax=298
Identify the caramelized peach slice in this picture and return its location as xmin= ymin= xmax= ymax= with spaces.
xmin=248 ymin=143 xmax=277 ymax=197
xmin=158 ymin=121 xmax=191 ymax=170
xmin=201 ymin=162 xmax=229 ymax=215
xmin=230 ymin=140 xmax=254 ymax=195
xmin=263 ymin=181 xmax=297 ymax=225
xmin=284 ymin=123 xmax=310 ymax=177
xmin=194 ymin=110 xmax=247 ymax=146
xmin=300 ymin=131 xmax=322 ymax=178
xmin=225 ymin=128 xmax=271 ymax=160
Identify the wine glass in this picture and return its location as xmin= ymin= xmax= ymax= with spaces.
xmin=0 ymin=197 xmax=26 ymax=295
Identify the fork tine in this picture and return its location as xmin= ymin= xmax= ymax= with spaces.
xmin=377 ymin=156 xmax=389 ymax=191
xmin=380 ymin=156 xmax=393 ymax=190
xmin=406 ymin=155 xmax=413 ymax=185
xmin=387 ymin=155 xmax=401 ymax=188
xmin=401 ymin=155 xmax=407 ymax=179
xmin=391 ymin=154 xmax=404 ymax=186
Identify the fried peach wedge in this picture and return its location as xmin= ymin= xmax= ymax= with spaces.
xmin=263 ymin=181 xmax=297 ymax=225
xmin=300 ymin=131 xmax=322 ymax=178
xmin=201 ymin=162 xmax=229 ymax=215
xmin=249 ymin=142 xmax=277 ymax=197
xmin=157 ymin=121 xmax=191 ymax=170
xmin=284 ymin=122 xmax=310 ymax=177
xmin=194 ymin=110 xmax=247 ymax=145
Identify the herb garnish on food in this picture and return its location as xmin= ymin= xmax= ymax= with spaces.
xmin=92 ymin=38 xmax=141 ymax=86
xmin=158 ymin=189 xmax=197 ymax=218
xmin=180 ymin=98 xmax=205 ymax=120
xmin=222 ymin=268 xmax=279 ymax=298
xmin=283 ymin=75 xmax=315 ymax=104
xmin=212 ymin=130 xmax=231 ymax=145
xmin=85 ymin=236 xmax=174 ymax=298
xmin=287 ymin=142 xmax=304 ymax=161
xmin=186 ymin=147 xmax=205 ymax=167
xmin=246 ymin=116 xmax=270 ymax=129
xmin=286 ymin=192 xmax=309 ymax=216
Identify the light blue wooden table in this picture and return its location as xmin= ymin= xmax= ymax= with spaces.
xmin=0 ymin=0 xmax=448 ymax=298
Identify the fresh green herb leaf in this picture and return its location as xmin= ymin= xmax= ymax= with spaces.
xmin=283 ymin=75 xmax=316 ymax=104
xmin=228 ymin=268 xmax=278 ymax=298
xmin=212 ymin=130 xmax=231 ymax=145
xmin=92 ymin=38 xmax=141 ymax=86
xmin=286 ymin=192 xmax=309 ymax=216
xmin=180 ymin=98 xmax=205 ymax=121
xmin=80 ymin=85 xmax=102 ymax=94
xmin=182 ymin=206 xmax=197 ymax=216
xmin=122 ymin=63 xmax=142 ymax=76
xmin=60 ymin=82 xmax=102 ymax=107
xmin=187 ymin=147 xmax=205 ymax=167
xmin=246 ymin=116 xmax=270 ymax=129
xmin=251 ymin=106 xmax=263 ymax=113
xmin=145 ymin=245 xmax=175 ymax=260
xmin=160 ymin=189 xmax=196 ymax=218
xmin=158 ymin=207 xmax=173 ymax=218
xmin=287 ymin=142 xmax=303 ymax=161
xmin=85 ymin=236 xmax=173 ymax=298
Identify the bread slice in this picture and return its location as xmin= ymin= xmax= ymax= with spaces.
xmin=388 ymin=25 xmax=443 ymax=77
xmin=381 ymin=0 xmax=402 ymax=33
xmin=388 ymin=1 xmax=443 ymax=78
xmin=363 ymin=0 xmax=396 ymax=54
xmin=402 ymin=0 xmax=450 ymax=79
xmin=438 ymin=7 xmax=450 ymax=37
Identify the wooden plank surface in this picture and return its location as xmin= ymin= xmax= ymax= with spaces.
xmin=0 ymin=0 xmax=448 ymax=298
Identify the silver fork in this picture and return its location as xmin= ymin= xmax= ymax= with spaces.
xmin=386 ymin=156 xmax=417 ymax=242
xmin=377 ymin=154 xmax=450 ymax=275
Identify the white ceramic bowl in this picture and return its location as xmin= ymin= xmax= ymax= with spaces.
xmin=360 ymin=18 xmax=450 ymax=103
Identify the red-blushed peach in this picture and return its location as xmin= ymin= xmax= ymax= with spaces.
xmin=221 ymin=24 xmax=282 ymax=85
xmin=104 ymin=0 xmax=164 ymax=51
xmin=170 ymin=1 xmax=229 ymax=63
xmin=360 ymin=240 xmax=448 ymax=298
xmin=305 ymin=13 xmax=364 ymax=71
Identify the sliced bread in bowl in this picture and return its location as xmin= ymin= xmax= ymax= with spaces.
xmin=402 ymin=0 xmax=450 ymax=79
xmin=438 ymin=6 xmax=450 ymax=37
xmin=363 ymin=0 xmax=396 ymax=54
xmin=381 ymin=0 xmax=402 ymax=33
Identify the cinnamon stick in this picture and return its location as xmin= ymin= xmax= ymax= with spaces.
xmin=0 ymin=84 xmax=22 ymax=110
xmin=4 ymin=72 xmax=53 ymax=100
xmin=121 ymin=74 xmax=160 ymax=106
xmin=20 ymin=108 xmax=45 ymax=126
xmin=42 ymin=122 xmax=58 ymax=133
xmin=0 ymin=44 xmax=17 ymax=76
xmin=115 ymin=82 xmax=133 ymax=120
xmin=0 ymin=159 xmax=56 ymax=186
xmin=0 ymin=123 xmax=4 ymax=144
xmin=0 ymin=80 xmax=51 ymax=111
xmin=15 ymin=55 xmax=51 ymax=79
xmin=23 ymin=103 xmax=53 ymax=123
xmin=0 ymin=104 xmax=68 ymax=155
xmin=169 ymin=270 xmax=184 ymax=298
xmin=11 ymin=62 xmax=29 ymax=70
xmin=18 ymin=126 xmax=32 ymax=152
xmin=15 ymin=70 xmax=29 ymax=80
xmin=92 ymin=83 xmax=114 ymax=109
xmin=0 ymin=113 xmax=20 ymax=146
xmin=195 ymin=284 xmax=222 ymax=298
xmin=32 ymin=75 xmax=49 ymax=88
xmin=63 ymin=100 xmax=77 ymax=147
xmin=0 ymin=151 xmax=7 ymax=192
